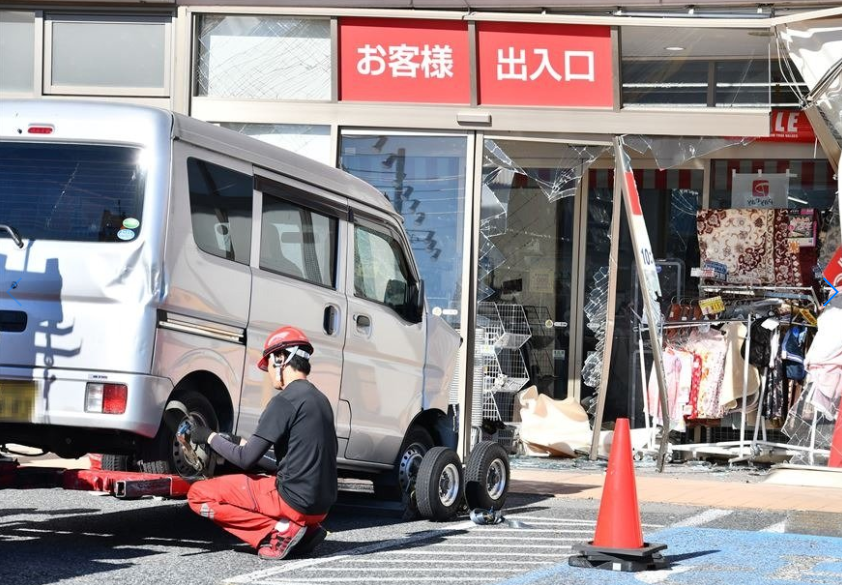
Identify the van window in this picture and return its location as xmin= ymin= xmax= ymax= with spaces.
xmin=354 ymin=225 xmax=414 ymax=319
xmin=187 ymin=158 xmax=252 ymax=264
xmin=0 ymin=142 xmax=145 ymax=243
xmin=261 ymin=195 xmax=337 ymax=287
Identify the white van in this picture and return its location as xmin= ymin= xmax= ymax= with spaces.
xmin=0 ymin=100 xmax=506 ymax=519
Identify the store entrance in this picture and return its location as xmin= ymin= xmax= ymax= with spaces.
xmin=477 ymin=139 xmax=584 ymax=414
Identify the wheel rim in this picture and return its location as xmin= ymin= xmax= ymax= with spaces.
xmin=438 ymin=463 xmax=460 ymax=507
xmin=485 ymin=458 xmax=507 ymax=500
xmin=398 ymin=443 xmax=427 ymax=494
xmin=170 ymin=411 xmax=212 ymax=476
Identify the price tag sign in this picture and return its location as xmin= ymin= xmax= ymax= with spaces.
xmin=699 ymin=296 xmax=725 ymax=316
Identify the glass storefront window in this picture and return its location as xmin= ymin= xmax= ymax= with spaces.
xmin=47 ymin=16 xmax=169 ymax=94
xmin=584 ymin=168 xmax=703 ymax=425
xmin=479 ymin=140 xmax=589 ymax=404
xmin=709 ymin=159 xmax=837 ymax=210
xmin=0 ymin=11 xmax=34 ymax=93
xmin=339 ymin=134 xmax=468 ymax=329
xmin=621 ymin=27 xmax=775 ymax=108
xmin=219 ymin=123 xmax=331 ymax=166
xmin=196 ymin=15 xmax=331 ymax=101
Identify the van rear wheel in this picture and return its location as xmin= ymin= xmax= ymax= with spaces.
xmin=139 ymin=390 xmax=218 ymax=477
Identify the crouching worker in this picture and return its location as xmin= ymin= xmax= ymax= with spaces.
xmin=187 ymin=326 xmax=338 ymax=560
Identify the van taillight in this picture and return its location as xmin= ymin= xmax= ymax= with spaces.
xmin=27 ymin=125 xmax=54 ymax=135
xmin=85 ymin=383 xmax=128 ymax=414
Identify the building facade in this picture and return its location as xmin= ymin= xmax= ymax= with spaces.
xmin=2 ymin=1 xmax=840 ymax=450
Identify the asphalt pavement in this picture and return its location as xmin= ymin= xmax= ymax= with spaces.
xmin=2 ymin=484 xmax=840 ymax=585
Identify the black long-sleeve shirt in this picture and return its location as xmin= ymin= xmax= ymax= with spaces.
xmin=208 ymin=434 xmax=278 ymax=472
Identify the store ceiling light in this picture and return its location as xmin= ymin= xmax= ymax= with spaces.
xmin=665 ymin=46 xmax=685 ymax=51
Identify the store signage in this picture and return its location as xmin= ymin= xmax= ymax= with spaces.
xmin=762 ymin=109 xmax=816 ymax=143
xmin=339 ymin=18 xmax=471 ymax=103
xmin=476 ymin=23 xmax=613 ymax=107
xmin=824 ymin=246 xmax=842 ymax=288
xmin=731 ymin=172 xmax=789 ymax=208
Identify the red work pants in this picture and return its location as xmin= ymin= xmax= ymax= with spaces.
xmin=187 ymin=474 xmax=327 ymax=548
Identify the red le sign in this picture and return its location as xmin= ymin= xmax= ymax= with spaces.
xmin=339 ymin=18 xmax=471 ymax=104
xmin=477 ymin=22 xmax=613 ymax=108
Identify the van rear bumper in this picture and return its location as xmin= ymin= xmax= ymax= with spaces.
xmin=0 ymin=367 xmax=173 ymax=442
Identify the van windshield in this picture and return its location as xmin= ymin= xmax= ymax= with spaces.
xmin=0 ymin=142 xmax=146 ymax=243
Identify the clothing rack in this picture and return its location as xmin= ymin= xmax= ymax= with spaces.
xmin=635 ymin=286 xmax=826 ymax=465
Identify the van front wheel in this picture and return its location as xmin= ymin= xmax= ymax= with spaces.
xmin=139 ymin=390 xmax=218 ymax=477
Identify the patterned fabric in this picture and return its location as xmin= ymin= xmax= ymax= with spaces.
xmin=697 ymin=209 xmax=816 ymax=287
xmin=773 ymin=209 xmax=804 ymax=286
xmin=697 ymin=209 xmax=774 ymax=285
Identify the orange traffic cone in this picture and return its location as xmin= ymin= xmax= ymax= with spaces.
xmin=569 ymin=418 xmax=667 ymax=572
xmin=829 ymin=409 xmax=842 ymax=468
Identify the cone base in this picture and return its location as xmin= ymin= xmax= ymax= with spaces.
xmin=569 ymin=542 xmax=668 ymax=572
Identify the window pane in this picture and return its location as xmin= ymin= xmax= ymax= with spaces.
xmin=354 ymin=226 xmax=410 ymax=314
xmin=0 ymin=142 xmax=145 ymax=243
xmin=622 ymin=27 xmax=771 ymax=108
xmin=187 ymin=158 xmax=252 ymax=264
xmin=50 ymin=20 xmax=167 ymax=88
xmin=220 ymin=123 xmax=331 ymax=166
xmin=197 ymin=15 xmax=331 ymax=100
xmin=340 ymin=134 xmax=467 ymax=329
xmin=0 ymin=11 xmax=34 ymax=92
xmin=261 ymin=195 xmax=337 ymax=287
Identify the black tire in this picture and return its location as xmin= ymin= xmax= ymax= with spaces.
xmin=100 ymin=454 xmax=130 ymax=471
xmin=373 ymin=426 xmax=433 ymax=501
xmin=139 ymin=390 xmax=218 ymax=476
xmin=415 ymin=447 xmax=464 ymax=522
xmin=465 ymin=441 xmax=510 ymax=511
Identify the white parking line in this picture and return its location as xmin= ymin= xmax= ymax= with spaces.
xmin=761 ymin=521 xmax=787 ymax=533
xmin=671 ymin=509 xmax=733 ymax=527
xmin=377 ymin=550 xmax=567 ymax=556
xmin=225 ymin=521 xmax=477 ymax=584
xmin=346 ymin=559 xmax=554 ymax=565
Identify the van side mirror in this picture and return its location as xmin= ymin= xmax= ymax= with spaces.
xmin=409 ymin=279 xmax=425 ymax=323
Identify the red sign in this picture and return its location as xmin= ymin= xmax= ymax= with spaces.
xmin=339 ymin=18 xmax=471 ymax=104
xmin=477 ymin=23 xmax=613 ymax=108
xmin=624 ymin=171 xmax=643 ymax=216
xmin=763 ymin=110 xmax=816 ymax=143
xmin=752 ymin=179 xmax=770 ymax=198
xmin=825 ymin=245 xmax=842 ymax=288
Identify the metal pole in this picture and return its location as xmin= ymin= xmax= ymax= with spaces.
xmin=589 ymin=166 xmax=623 ymax=459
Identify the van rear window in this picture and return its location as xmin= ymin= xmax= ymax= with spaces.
xmin=0 ymin=142 xmax=145 ymax=243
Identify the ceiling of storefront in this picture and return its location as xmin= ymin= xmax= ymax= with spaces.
xmin=623 ymin=26 xmax=774 ymax=58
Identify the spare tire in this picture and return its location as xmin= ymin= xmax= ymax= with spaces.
xmin=465 ymin=441 xmax=509 ymax=511
xmin=415 ymin=447 xmax=464 ymax=522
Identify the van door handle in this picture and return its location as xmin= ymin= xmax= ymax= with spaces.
xmin=354 ymin=314 xmax=371 ymax=332
xmin=323 ymin=306 xmax=338 ymax=335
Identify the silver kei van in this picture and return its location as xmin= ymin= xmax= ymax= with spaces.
xmin=0 ymin=100 xmax=503 ymax=519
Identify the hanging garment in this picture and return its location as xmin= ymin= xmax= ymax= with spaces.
xmin=720 ymin=322 xmax=762 ymax=411
xmin=686 ymin=329 xmax=728 ymax=420
xmin=646 ymin=347 xmax=693 ymax=432
xmin=697 ymin=209 xmax=775 ymax=285
xmin=804 ymin=306 xmax=842 ymax=418
xmin=781 ymin=324 xmax=808 ymax=382
xmin=761 ymin=329 xmax=787 ymax=426
xmin=742 ymin=317 xmax=774 ymax=370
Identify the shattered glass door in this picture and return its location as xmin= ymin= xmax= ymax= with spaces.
xmin=478 ymin=140 xmax=602 ymax=409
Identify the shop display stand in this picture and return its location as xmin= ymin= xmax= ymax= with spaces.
xmin=636 ymin=284 xmax=827 ymax=465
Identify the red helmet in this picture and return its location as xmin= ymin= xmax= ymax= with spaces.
xmin=257 ymin=326 xmax=314 ymax=371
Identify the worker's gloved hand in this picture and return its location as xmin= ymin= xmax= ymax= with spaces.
xmin=190 ymin=424 xmax=213 ymax=445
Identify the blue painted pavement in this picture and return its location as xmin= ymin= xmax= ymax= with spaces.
xmin=495 ymin=527 xmax=842 ymax=585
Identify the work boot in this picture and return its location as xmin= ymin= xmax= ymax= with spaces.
xmin=291 ymin=524 xmax=328 ymax=557
xmin=257 ymin=522 xmax=306 ymax=561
